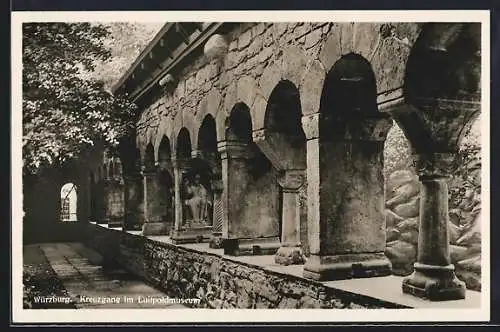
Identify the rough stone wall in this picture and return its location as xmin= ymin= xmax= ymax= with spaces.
xmin=135 ymin=22 xmax=422 ymax=155
xmin=85 ymin=224 xmax=408 ymax=309
xmin=134 ymin=22 xmax=422 ymax=251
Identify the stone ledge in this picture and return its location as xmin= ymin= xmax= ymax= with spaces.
xmin=85 ymin=222 xmax=480 ymax=309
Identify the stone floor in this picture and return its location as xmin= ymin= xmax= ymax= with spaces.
xmin=25 ymin=242 xmax=187 ymax=309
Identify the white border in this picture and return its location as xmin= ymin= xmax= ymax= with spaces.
xmin=11 ymin=10 xmax=491 ymax=323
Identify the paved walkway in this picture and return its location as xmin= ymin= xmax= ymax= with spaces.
xmin=31 ymin=243 xmax=186 ymax=309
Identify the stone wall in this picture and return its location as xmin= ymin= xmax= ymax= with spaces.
xmin=84 ymin=224 xmax=408 ymax=309
xmin=135 ymin=22 xmax=422 ymax=156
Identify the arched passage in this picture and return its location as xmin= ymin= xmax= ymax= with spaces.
xmin=60 ymin=182 xmax=77 ymax=222
xmin=303 ymin=53 xmax=393 ymax=281
xmin=89 ymin=171 xmax=96 ymax=222
xmin=105 ymin=155 xmax=125 ymax=228
xmin=219 ymin=103 xmax=281 ymax=256
xmin=254 ymin=80 xmax=308 ymax=263
xmin=195 ymin=115 xmax=224 ymax=246
xmin=123 ymin=147 xmax=145 ymax=230
xmin=157 ymin=136 xmax=174 ymax=231
xmin=393 ymin=23 xmax=481 ymax=301
xmin=171 ymin=127 xmax=214 ymax=243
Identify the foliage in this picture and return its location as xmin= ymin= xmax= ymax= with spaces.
xmin=383 ymin=121 xmax=414 ymax=177
xmin=88 ymin=22 xmax=164 ymax=90
xmin=22 ymin=23 xmax=140 ymax=175
xmin=448 ymin=120 xmax=481 ymax=223
xmin=383 ymin=118 xmax=481 ymax=225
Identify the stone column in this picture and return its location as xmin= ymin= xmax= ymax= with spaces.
xmin=387 ymin=95 xmax=480 ymax=300
xmin=402 ymin=152 xmax=466 ymax=300
xmin=217 ymin=140 xmax=281 ymax=256
xmin=209 ymin=179 xmax=225 ymax=248
xmin=275 ymin=170 xmax=306 ymax=265
xmin=96 ymin=179 xmax=109 ymax=225
xmin=302 ymin=113 xmax=393 ymax=280
xmin=89 ymin=176 xmax=97 ymax=222
xmin=107 ymin=180 xmax=125 ymax=228
xmin=123 ymin=173 xmax=143 ymax=231
xmin=141 ymin=165 xmax=169 ymax=236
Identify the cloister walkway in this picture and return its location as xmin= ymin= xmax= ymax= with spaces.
xmin=24 ymin=243 xmax=187 ymax=309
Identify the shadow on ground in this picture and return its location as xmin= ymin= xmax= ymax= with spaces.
xmin=23 ymin=243 xmax=187 ymax=309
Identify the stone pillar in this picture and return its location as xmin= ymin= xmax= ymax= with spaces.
xmin=209 ymin=179 xmax=225 ymax=248
xmin=89 ymin=176 xmax=97 ymax=222
xmin=217 ymin=140 xmax=281 ymax=256
xmin=302 ymin=113 xmax=393 ymax=280
xmin=141 ymin=166 xmax=169 ymax=236
xmin=402 ymin=152 xmax=466 ymax=300
xmin=96 ymin=179 xmax=109 ymax=225
xmin=171 ymin=157 xmax=187 ymax=239
xmin=107 ymin=179 xmax=125 ymax=228
xmin=275 ymin=170 xmax=306 ymax=265
xmin=123 ymin=174 xmax=143 ymax=231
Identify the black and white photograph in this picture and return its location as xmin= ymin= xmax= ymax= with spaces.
xmin=12 ymin=10 xmax=490 ymax=323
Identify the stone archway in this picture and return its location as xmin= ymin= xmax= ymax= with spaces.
xmin=302 ymin=53 xmax=393 ymax=281
xmin=60 ymin=182 xmax=78 ymax=222
xmin=156 ymin=136 xmax=175 ymax=233
xmin=122 ymin=146 xmax=144 ymax=231
xmin=195 ymin=114 xmax=225 ymax=248
xmin=252 ymin=80 xmax=308 ymax=264
xmin=391 ymin=23 xmax=481 ymax=301
xmin=171 ymin=127 xmax=211 ymax=243
xmin=105 ymin=155 xmax=125 ymax=228
xmin=218 ymin=103 xmax=281 ymax=256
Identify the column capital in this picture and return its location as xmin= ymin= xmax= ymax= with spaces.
xmin=349 ymin=116 xmax=393 ymax=141
xmin=140 ymin=165 xmax=158 ymax=177
xmin=301 ymin=113 xmax=320 ymax=140
xmin=414 ymin=152 xmax=458 ymax=180
xmin=171 ymin=156 xmax=191 ymax=170
xmin=211 ymin=179 xmax=224 ymax=193
xmin=123 ymin=173 xmax=142 ymax=182
xmin=252 ymin=128 xmax=268 ymax=142
xmin=278 ymin=170 xmax=306 ymax=191
xmin=217 ymin=140 xmax=253 ymax=160
xmin=191 ymin=149 xmax=205 ymax=160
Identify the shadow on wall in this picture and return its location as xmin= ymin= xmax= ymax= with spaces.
xmin=23 ymin=220 xmax=86 ymax=245
xmin=383 ymin=119 xmax=482 ymax=291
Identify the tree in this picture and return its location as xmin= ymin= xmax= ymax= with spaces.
xmin=89 ymin=22 xmax=164 ymax=90
xmin=22 ymin=23 xmax=138 ymax=175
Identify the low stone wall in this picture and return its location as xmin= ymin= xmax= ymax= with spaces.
xmin=84 ymin=224 xmax=408 ymax=309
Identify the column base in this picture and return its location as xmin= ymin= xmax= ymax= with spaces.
xmin=96 ymin=218 xmax=109 ymax=225
xmin=142 ymin=222 xmax=171 ymax=236
xmin=303 ymin=252 xmax=392 ymax=281
xmin=402 ymin=263 xmax=466 ymax=301
xmin=170 ymin=226 xmax=212 ymax=244
xmin=209 ymin=233 xmax=224 ymax=249
xmin=107 ymin=219 xmax=123 ymax=228
xmin=223 ymin=237 xmax=281 ymax=256
xmin=275 ymin=244 xmax=306 ymax=265
xmin=124 ymin=223 xmax=143 ymax=231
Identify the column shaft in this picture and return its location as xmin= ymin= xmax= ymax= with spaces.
xmin=141 ymin=168 xmax=170 ymax=236
xmin=402 ymin=153 xmax=466 ymax=301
